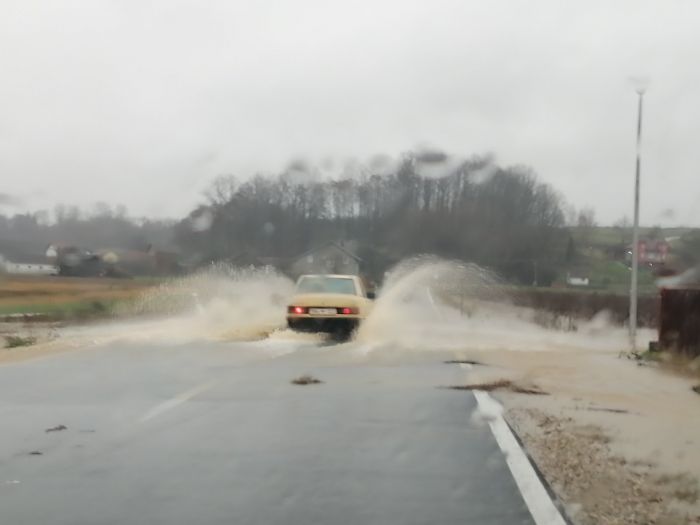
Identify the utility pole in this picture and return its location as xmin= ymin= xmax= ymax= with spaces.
xmin=629 ymin=88 xmax=645 ymax=352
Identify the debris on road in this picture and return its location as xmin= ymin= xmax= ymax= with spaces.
xmin=586 ymin=407 xmax=630 ymax=414
xmin=45 ymin=424 xmax=67 ymax=433
xmin=444 ymin=359 xmax=483 ymax=366
xmin=448 ymin=379 xmax=548 ymax=395
xmin=693 ymin=384 xmax=700 ymax=395
xmin=291 ymin=375 xmax=323 ymax=385
xmin=28 ymin=451 xmax=43 ymax=456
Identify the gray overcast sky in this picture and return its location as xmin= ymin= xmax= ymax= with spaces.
xmin=1 ymin=0 xmax=699 ymax=225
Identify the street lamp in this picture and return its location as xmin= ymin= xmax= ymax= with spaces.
xmin=629 ymin=87 xmax=645 ymax=352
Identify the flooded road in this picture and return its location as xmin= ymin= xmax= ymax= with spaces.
xmin=0 ymin=336 xmax=558 ymax=524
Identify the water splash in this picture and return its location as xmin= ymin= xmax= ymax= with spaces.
xmin=65 ymin=256 xmax=654 ymax=354
xmin=355 ymin=256 xmax=653 ymax=355
xmin=104 ymin=264 xmax=296 ymax=343
xmin=356 ymin=256 xmax=501 ymax=341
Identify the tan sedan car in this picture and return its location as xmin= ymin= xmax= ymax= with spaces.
xmin=286 ymin=274 xmax=374 ymax=338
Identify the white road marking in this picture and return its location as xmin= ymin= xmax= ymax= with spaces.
xmin=474 ymin=390 xmax=566 ymax=524
xmin=139 ymin=381 xmax=215 ymax=423
xmin=458 ymin=362 xmax=566 ymax=524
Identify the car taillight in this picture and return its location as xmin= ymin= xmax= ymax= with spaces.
xmin=338 ymin=307 xmax=358 ymax=315
xmin=288 ymin=306 xmax=307 ymax=314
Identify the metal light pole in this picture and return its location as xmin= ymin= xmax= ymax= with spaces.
xmin=629 ymin=88 xmax=645 ymax=352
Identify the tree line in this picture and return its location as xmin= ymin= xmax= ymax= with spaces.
xmin=0 ymin=204 xmax=174 ymax=254
xmin=0 ymin=151 xmax=572 ymax=284
xmin=175 ymin=152 xmax=568 ymax=284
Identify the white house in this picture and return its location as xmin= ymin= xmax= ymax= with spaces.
xmin=566 ymin=274 xmax=590 ymax=287
xmin=0 ymin=254 xmax=58 ymax=275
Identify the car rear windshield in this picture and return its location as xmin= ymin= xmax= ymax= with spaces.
xmin=296 ymin=276 xmax=357 ymax=295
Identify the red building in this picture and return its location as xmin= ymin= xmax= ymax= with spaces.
xmin=627 ymin=239 xmax=669 ymax=264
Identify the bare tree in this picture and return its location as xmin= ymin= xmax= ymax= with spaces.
xmin=175 ymin=151 xmax=567 ymax=284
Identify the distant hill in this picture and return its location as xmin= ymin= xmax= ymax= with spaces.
xmin=569 ymin=226 xmax=696 ymax=248
xmin=562 ymin=226 xmax=700 ymax=294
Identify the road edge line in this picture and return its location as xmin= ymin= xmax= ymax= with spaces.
xmin=473 ymin=390 xmax=568 ymax=525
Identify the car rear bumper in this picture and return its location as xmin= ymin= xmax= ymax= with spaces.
xmin=287 ymin=317 xmax=360 ymax=334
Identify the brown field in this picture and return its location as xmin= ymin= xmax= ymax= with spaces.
xmin=0 ymin=275 xmax=159 ymax=317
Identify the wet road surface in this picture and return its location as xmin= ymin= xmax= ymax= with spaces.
xmin=0 ymin=337 xmax=539 ymax=524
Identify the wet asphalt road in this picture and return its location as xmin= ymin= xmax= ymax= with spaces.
xmin=0 ymin=336 xmax=536 ymax=525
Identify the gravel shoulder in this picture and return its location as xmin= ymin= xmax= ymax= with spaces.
xmin=459 ymin=347 xmax=700 ymax=524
